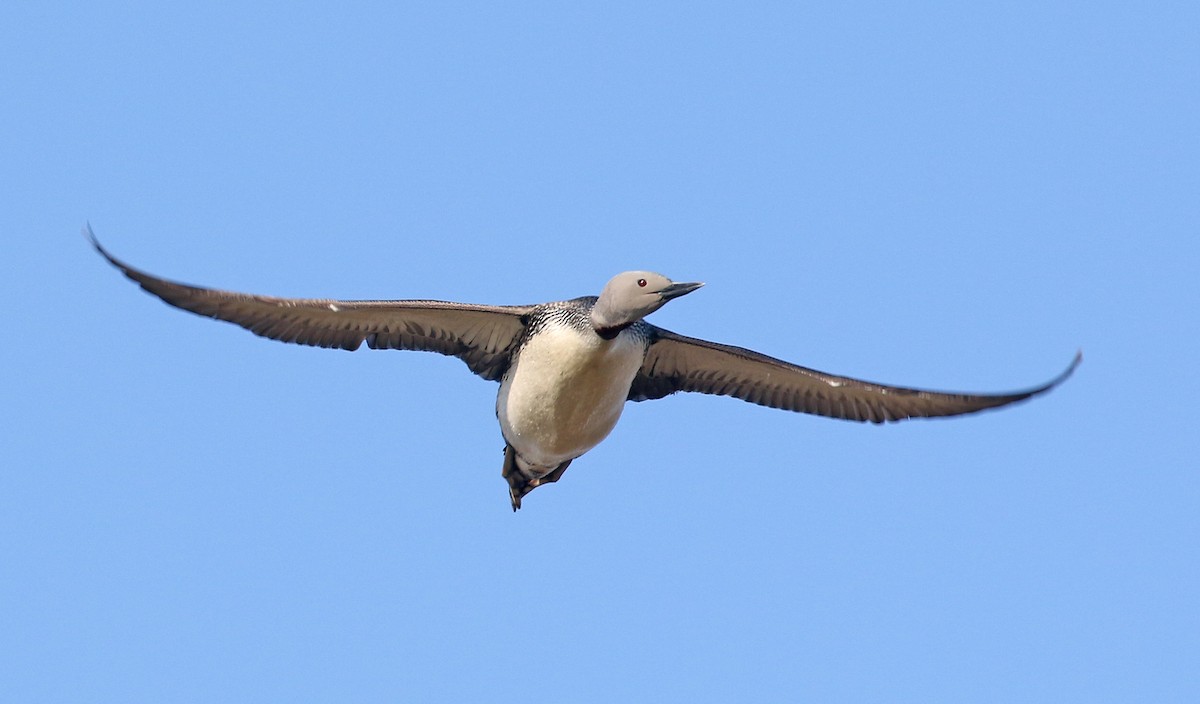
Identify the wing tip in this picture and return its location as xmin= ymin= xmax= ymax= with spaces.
xmin=83 ymin=222 xmax=126 ymax=271
xmin=83 ymin=221 xmax=101 ymax=251
xmin=1059 ymin=348 xmax=1083 ymax=385
xmin=1028 ymin=349 xmax=1082 ymax=398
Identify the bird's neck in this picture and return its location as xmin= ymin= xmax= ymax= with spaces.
xmin=593 ymin=322 xmax=632 ymax=340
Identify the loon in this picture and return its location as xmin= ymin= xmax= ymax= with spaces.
xmin=89 ymin=228 xmax=1080 ymax=510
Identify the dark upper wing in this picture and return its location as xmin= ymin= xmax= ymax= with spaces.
xmin=91 ymin=230 xmax=534 ymax=381
xmin=628 ymin=326 xmax=1080 ymax=423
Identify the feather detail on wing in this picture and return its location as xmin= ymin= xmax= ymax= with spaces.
xmin=629 ymin=326 xmax=1080 ymax=423
xmin=90 ymin=229 xmax=533 ymax=381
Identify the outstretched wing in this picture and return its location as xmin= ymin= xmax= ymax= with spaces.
xmin=90 ymin=229 xmax=534 ymax=381
xmin=629 ymin=326 xmax=1080 ymax=423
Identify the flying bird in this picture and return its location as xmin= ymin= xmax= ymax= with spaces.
xmin=89 ymin=228 xmax=1080 ymax=510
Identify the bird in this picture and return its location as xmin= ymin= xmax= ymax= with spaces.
xmin=88 ymin=227 xmax=1080 ymax=510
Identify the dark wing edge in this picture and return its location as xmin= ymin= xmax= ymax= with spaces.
xmin=87 ymin=225 xmax=534 ymax=381
xmin=628 ymin=325 xmax=1081 ymax=423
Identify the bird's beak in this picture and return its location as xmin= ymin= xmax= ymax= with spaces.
xmin=659 ymin=281 xmax=705 ymax=301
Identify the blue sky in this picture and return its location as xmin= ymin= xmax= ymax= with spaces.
xmin=2 ymin=1 xmax=1196 ymax=701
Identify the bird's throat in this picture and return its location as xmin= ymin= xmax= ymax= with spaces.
xmin=593 ymin=322 xmax=632 ymax=340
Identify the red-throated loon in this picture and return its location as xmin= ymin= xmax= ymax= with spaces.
xmin=89 ymin=227 xmax=1080 ymax=510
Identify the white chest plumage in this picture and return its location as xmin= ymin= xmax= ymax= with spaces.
xmin=496 ymin=323 xmax=646 ymax=471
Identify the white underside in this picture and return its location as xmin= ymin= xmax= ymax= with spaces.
xmin=496 ymin=324 xmax=645 ymax=474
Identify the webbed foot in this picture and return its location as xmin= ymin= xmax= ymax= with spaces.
xmin=501 ymin=445 xmax=572 ymax=511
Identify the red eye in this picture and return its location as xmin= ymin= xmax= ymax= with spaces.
xmin=637 ymin=278 xmax=647 ymax=287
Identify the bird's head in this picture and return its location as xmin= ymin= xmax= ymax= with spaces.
xmin=590 ymin=271 xmax=704 ymax=338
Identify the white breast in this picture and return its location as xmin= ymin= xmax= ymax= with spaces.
xmin=496 ymin=324 xmax=646 ymax=471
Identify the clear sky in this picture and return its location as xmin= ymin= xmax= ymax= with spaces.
xmin=2 ymin=2 xmax=1196 ymax=702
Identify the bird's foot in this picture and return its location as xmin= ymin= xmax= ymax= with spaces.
xmin=501 ymin=445 xmax=571 ymax=511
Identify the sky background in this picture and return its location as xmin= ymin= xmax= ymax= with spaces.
xmin=2 ymin=1 xmax=1196 ymax=702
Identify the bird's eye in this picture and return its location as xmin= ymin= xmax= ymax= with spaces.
xmin=637 ymin=278 xmax=647 ymax=287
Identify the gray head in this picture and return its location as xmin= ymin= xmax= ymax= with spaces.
xmin=590 ymin=271 xmax=704 ymax=338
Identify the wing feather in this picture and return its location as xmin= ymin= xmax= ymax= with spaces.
xmin=91 ymin=231 xmax=533 ymax=381
xmin=629 ymin=326 xmax=1079 ymax=423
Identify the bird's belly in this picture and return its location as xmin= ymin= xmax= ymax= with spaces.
xmin=497 ymin=326 xmax=645 ymax=470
